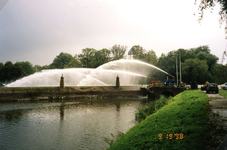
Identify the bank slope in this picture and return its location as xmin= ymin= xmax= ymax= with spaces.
xmin=108 ymin=90 xmax=211 ymax=150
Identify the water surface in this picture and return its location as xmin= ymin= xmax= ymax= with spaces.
xmin=0 ymin=98 xmax=147 ymax=150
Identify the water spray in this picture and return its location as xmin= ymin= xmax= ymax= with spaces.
xmin=7 ymin=59 xmax=174 ymax=87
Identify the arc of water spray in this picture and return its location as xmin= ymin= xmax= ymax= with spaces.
xmin=77 ymin=69 xmax=148 ymax=86
xmin=97 ymin=59 xmax=168 ymax=74
xmin=76 ymin=72 xmax=108 ymax=86
xmin=101 ymin=69 xmax=147 ymax=78
xmin=125 ymin=59 xmax=169 ymax=74
xmin=97 ymin=59 xmax=175 ymax=78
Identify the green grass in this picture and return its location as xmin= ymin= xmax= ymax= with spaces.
xmin=219 ymin=89 xmax=227 ymax=98
xmin=108 ymin=90 xmax=212 ymax=150
xmin=80 ymin=87 xmax=91 ymax=90
xmin=136 ymin=95 xmax=173 ymax=122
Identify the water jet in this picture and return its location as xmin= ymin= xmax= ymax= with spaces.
xmin=6 ymin=59 xmax=171 ymax=87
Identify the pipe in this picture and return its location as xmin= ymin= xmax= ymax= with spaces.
xmin=147 ymin=77 xmax=155 ymax=80
xmin=176 ymin=57 xmax=178 ymax=84
xmin=168 ymin=74 xmax=175 ymax=79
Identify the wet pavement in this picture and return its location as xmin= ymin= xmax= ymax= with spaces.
xmin=208 ymin=94 xmax=227 ymax=129
xmin=207 ymin=93 xmax=227 ymax=150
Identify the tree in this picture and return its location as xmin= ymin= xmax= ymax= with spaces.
xmin=195 ymin=0 xmax=227 ymax=61
xmin=0 ymin=62 xmax=3 ymax=83
xmin=2 ymin=61 xmax=14 ymax=82
xmin=196 ymin=52 xmax=208 ymax=60
xmin=195 ymin=0 xmax=227 ymax=24
xmin=129 ymin=45 xmax=146 ymax=60
xmin=93 ymin=49 xmax=111 ymax=68
xmin=78 ymin=48 xmax=96 ymax=68
xmin=175 ymin=46 xmax=218 ymax=78
xmin=143 ymin=50 xmax=158 ymax=65
xmin=34 ymin=65 xmax=43 ymax=72
xmin=182 ymin=58 xmax=211 ymax=84
xmin=196 ymin=51 xmax=218 ymax=73
xmin=156 ymin=53 xmax=176 ymax=80
xmin=187 ymin=46 xmax=218 ymax=77
xmin=155 ymin=45 xmax=218 ymax=82
xmin=13 ymin=62 xmax=26 ymax=80
xmin=64 ymin=59 xmax=82 ymax=68
xmin=194 ymin=45 xmax=211 ymax=54
xmin=42 ymin=65 xmax=50 ymax=70
xmin=111 ymin=44 xmax=127 ymax=60
xmin=1 ymin=61 xmax=26 ymax=83
xmin=64 ymin=55 xmax=82 ymax=68
xmin=51 ymin=52 xmax=73 ymax=69
xmin=18 ymin=61 xmax=35 ymax=75
xmin=213 ymin=63 xmax=227 ymax=84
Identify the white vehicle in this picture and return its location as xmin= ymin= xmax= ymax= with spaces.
xmin=221 ymin=83 xmax=227 ymax=90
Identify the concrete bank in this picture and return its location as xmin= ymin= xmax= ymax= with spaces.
xmin=0 ymin=86 xmax=145 ymax=101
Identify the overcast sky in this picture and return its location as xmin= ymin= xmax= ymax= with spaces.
xmin=0 ymin=0 xmax=226 ymax=66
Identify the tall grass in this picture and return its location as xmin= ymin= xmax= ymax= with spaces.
xmin=219 ymin=89 xmax=227 ymax=98
xmin=135 ymin=95 xmax=173 ymax=122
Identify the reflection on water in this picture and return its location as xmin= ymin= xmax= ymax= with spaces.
xmin=0 ymin=98 xmax=147 ymax=150
xmin=60 ymin=102 xmax=65 ymax=120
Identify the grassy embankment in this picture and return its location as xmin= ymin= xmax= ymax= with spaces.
xmin=219 ymin=89 xmax=227 ymax=98
xmin=135 ymin=95 xmax=173 ymax=122
xmin=108 ymin=90 xmax=214 ymax=150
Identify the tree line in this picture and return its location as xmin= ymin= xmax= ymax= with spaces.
xmin=0 ymin=44 xmax=227 ymax=86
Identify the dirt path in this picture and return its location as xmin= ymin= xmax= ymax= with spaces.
xmin=207 ymin=93 xmax=227 ymax=149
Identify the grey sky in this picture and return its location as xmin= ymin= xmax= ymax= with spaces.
xmin=0 ymin=0 xmax=226 ymax=66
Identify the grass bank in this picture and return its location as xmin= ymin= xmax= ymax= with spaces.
xmin=219 ymin=89 xmax=227 ymax=98
xmin=135 ymin=95 xmax=173 ymax=122
xmin=108 ymin=90 xmax=213 ymax=150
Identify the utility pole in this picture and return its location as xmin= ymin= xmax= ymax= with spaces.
xmin=176 ymin=57 xmax=178 ymax=86
xmin=179 ymin=52 xmax=182 ymax=83
xmin=222 ymin=17 xmax=227 ymax=64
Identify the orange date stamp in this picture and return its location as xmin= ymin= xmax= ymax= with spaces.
xmin=159 ymin=133 xmax=184 ymax=140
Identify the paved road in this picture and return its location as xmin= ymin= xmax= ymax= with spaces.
xmin=208 ymin=94 xmax=227 ymax=109
xmin=207 ymin=93 xmax=227 ymax=150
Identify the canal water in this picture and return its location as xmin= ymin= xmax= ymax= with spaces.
xmin=0 ymin=98 xmax=148 ymax=150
